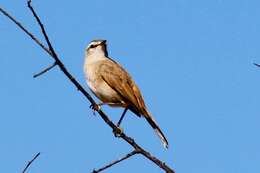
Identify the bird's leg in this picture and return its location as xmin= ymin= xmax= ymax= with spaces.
xmin=89 ymin=102 xmax=123 ymax=115
xmin=90 ymin=103 xmax=128 ymax=126
xmin=89 ymin=103 xmax=128 ymax=136
xmin=117 ymin=107 xmax=128 ymax=127
xmin=90 ymin=102 xmax=122 ymax=109
xmin=113 ymin=107 xmax=128 ymax=137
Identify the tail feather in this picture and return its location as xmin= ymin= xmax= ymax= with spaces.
xmin=143 ymin=110 xmax=169 ymax=149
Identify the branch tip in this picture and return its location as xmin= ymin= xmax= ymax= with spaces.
xmin=33 ymin=62 xmax=57 ymax=78
xmin=92 ymin=150 xmax=139 ymax=173
xmin=22 ymin=152 xmax=41 ymax=173
xmin=254 ymin=63 xmax=260 ymax=67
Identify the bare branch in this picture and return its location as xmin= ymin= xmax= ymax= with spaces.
xmin=25 ymin=1 xmax=96 ymax=103
xmin=0 ymin=2 xmax=175 ymax=173
xmin=22 ymin=152 xmax=41 ymax=173
xmin=92 ymin=150 xmax=139 ymax=173
xmin=27 ymin=0 xmax=56 ymax=57
xmin=253 ymin=63 xmax=260 ymax=68
xmin=0 ymin=5 xmax=52 ymax=56
xmin=33 ymin=62 xmax=57 ymax=78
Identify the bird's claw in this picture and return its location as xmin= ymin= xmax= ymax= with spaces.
xmin=113 ymin=126 xmax=124 ymax=137
xmin=89 ymin=103 xmax=100 ymax=115
xmin=89 ymin=103 xmax=100 ymax=110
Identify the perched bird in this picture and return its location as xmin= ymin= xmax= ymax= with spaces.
xmin=83 ymin=39 xmax=169 ymax=148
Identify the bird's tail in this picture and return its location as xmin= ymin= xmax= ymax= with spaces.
xmin=143 ymin=109 xmax=169 ymax=149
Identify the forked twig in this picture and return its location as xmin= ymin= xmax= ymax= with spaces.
xmin=22 ymin=152 xmax=41 ymax=173
xmin=0 ymin=2 xmax=174 ymax=173
xmin=0 ymin=5 xmax=51 ymax=56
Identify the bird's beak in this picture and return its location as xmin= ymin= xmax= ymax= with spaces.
xmin=101 ymin=40 xmax=107 ymax=44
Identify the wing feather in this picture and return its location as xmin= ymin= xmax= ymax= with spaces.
xmin=98 ymin=59 xmax=169 ymax=148
xmin=99 ymin=59 xmax=146 ymax=116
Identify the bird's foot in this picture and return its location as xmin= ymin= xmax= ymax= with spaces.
xmin=89 ymin=103 xmax=100 ymax=115
xmin=113 ymin=126 xmax=124 ymax=137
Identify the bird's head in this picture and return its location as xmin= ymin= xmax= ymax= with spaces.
xmin=86 ymin=39 xmax=108 ymax=57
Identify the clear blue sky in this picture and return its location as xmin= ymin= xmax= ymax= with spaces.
xmin=1 ymin=0 xmax=260 ymax=172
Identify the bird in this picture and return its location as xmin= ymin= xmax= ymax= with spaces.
xmin=83 ymin=39 xmax=169 ymax=149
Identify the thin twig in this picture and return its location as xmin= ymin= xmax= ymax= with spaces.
xmin=0 ymin=3 xmax=175 ymax=173
xmin=22 ymin=152 xmax=41 ymax=173
xmin=27 ymin=1 xmax=56 ymax=58
xmin=33 ymin=62 xmax=57 ymax=78
xmin=92 ymin=150 xmax=139 ymax=173
xmin=0 ymin=5 xmax=52 ymax=56
xmin=26 ymin=1 xmax=95 ymax=103
xmin=253 ymin=63 xmax=260 ymax=67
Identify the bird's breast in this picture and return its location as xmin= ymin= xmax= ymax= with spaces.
xmin=84 ymin=61 xmax=124 ymax=104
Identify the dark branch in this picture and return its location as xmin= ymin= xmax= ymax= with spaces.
xmin=27 ymin=0 xmax=56 ymax=58
xmin=25 ymin=1 xmax=96 ymax=103
xmin=253 ymin=63 xmax=260 ymax=68
xmin=0 ymin=2 xmax=174 ymax=173
xmin=92 ymin=150 xmax=139 ymax=173
xmin=22 ymin=152 xmax=41 ymax=173
xmin=33 ymin=62 xmax=57 ymax=78
xmin=0 ymin=5 xmax=51 ymax=56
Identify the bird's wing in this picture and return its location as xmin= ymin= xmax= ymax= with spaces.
xmin=98 ymin=59 xmax=146 ymax=115
xmin=99 ymin=59 xmax=169 ymax=148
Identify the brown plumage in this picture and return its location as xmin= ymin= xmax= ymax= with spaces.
xmin=84 ymin=40 xmax=169 ymax=148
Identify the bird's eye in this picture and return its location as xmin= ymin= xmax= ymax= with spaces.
xmin=90 ymin=45 xmax=96 ymax=48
